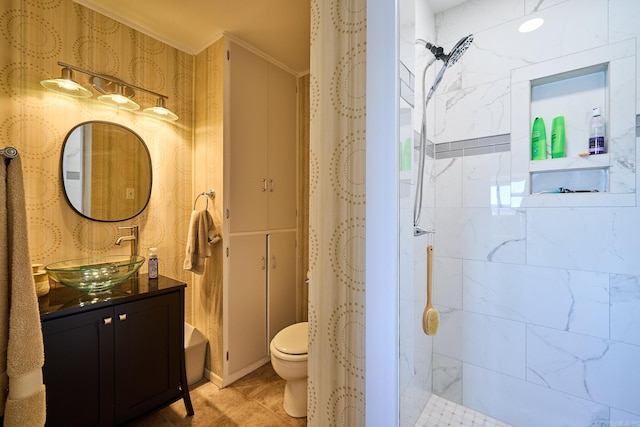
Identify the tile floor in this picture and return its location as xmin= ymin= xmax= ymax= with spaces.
xmin=127 ymin=363 xmax=306 ymax=426
xmin=415 ymin=394 xmax=512 ymax=427
xmin=128 ymin=365 xmax=509 ymax=427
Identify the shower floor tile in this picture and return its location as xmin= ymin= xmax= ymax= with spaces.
xmin=415 ymin=394 xmax=512 ymax=427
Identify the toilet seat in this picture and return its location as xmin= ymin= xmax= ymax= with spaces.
xmin=272 ymin=322 xmax=308 ymax=355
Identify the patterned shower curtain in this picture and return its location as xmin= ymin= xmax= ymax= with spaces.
xmin=308 ymin=0 xmax=367 ymax=425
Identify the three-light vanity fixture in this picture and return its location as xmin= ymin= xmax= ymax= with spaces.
xmin=40 ymin=61 xmax=179 ymax=121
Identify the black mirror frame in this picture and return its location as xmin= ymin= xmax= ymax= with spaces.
xmin=60 ymin=121 xmax=153 ymax=222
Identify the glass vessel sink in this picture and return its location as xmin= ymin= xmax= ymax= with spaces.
xmin=45 ymin=255 xmax=145 ymax=293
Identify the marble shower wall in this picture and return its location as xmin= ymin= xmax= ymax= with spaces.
xmin=425 ymin=0 xmax=640 ymax=426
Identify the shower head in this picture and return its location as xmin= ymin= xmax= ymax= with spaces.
xmin=444 ymin=34 xmax=474 ymax=66
xmin=423 ymin=34 xmax=474 ymax=100
xmin=418 ymin=34 xmax=474 ymax=66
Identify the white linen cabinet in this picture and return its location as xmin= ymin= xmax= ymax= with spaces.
xmin=227 ymin=41 xmax=297 ymax=233
xmin=222 ymin=40 xmax=298 ymax=384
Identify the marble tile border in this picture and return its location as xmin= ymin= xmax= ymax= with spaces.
xmin=413 ymin=130 xmax=435 ymax=159
xmin=434 ymin=133 xmax=511 ymax=159
xmin=426 ymin=114 xmax=639 ymax=160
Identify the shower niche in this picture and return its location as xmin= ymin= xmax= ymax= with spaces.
xmin=511 ymin=39 xmax=636 ymax=207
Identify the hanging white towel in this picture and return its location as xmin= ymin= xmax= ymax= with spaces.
xmin=183 ymin=210 xmax=221 ymax=275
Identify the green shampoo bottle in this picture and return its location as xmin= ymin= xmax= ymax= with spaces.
xmin=551 ymin=116 xmax=565 ymax=158
xmin=531 ymin=117 xmax=547 ymax=160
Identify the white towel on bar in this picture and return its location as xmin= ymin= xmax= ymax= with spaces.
xmin=183 ymin=210 xmax=220 ymax=275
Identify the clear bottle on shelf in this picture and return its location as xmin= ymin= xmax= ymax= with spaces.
xmin=589 ymin=107 xmax=606 ymax=155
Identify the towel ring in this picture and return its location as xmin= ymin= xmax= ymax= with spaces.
xmin=193 ymin=189 xmax=215 ymax=210
xmin=1 ymin=147 xmax=18 ymax=159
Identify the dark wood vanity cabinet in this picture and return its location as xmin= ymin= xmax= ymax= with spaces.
xmin=42 ymin=305 xmax=115 ymax=426
xmin=40 ymin=276 xmax=193 ymax=426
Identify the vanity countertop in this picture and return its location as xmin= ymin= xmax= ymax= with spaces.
xmin=39 ymin=274 xmax=186 ymax=320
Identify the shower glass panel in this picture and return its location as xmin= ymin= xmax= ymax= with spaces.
xmin=398 ymin=81 xmax=432 ymax=426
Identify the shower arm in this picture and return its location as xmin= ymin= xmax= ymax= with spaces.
xmin=416 ymin=39 xmax=445 ymax=60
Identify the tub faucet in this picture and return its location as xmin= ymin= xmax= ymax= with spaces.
xmin=115 ymin=225 xmax=139 ymax=258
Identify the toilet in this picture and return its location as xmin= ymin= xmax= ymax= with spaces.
xmin=270 ymin=322 xmax=308 ymax=418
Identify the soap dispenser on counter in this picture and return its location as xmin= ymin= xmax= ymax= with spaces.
xmin=148 ymin=247 xmax=158 ymax=279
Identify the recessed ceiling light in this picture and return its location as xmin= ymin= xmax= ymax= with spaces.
xmin=519 ymin=18 xmax=544 ymax=33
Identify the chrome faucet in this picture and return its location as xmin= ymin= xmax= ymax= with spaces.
xmin=115 ymin=225 xmax=139 ymax=258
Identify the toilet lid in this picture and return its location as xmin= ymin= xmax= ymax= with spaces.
xmin=272 ymin=322 xmax=308 ymax=355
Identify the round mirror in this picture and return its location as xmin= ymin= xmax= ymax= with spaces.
xmin=61 ymin=121 xmax=152 ymax=222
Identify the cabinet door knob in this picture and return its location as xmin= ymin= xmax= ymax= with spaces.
xmin=271 ymin=255 xmax=276 ymax=269
xmin=269 ymin=179 xmax=274 ymax=192
xmin=119 ymin=314 xmax=127 ymax=321
xmin=261 ymin=178 xmax=267 ymax=192
xmin=260 ymin=256 xmax=266 ymax=270
xmin=103 ymin=317 xmax=112 ymax=325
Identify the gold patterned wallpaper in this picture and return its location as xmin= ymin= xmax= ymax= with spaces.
xmin=192 ymin=37 xmax=225 ymax=379
xmin=0 ymin=0 xmax=195 ymax=315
